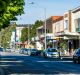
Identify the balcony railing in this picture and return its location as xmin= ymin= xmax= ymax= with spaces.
xmin=76 ymin=28 xmax=80 ymax=32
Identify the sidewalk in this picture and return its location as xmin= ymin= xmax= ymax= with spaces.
xmin=60 ymin=55 xmax=73 ymax=60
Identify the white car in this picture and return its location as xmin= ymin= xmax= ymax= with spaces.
xmin=6 ymin=48 xmax=12 ymax=52
xmin=43 ymin=48 xmax=59 ymax=58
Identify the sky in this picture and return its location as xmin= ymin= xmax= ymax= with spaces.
xmin=15 ymin=0 xmax=80 ymax=24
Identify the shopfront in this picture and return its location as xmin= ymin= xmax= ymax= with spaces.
xmin=54 ymin=32 xmax=79 ymax=55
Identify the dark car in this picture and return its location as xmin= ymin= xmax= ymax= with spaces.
xmin=23 ymin=48 xmax=30 ymax=55
xmin=0 ymin=47 xmax=3 ymax=52
xmin=0 ymin=47 xmax=4 ymax=56
xmin=30 ymin=49 xmax=40 ymax=56
xmin=73 ymin=48 xmax=80 ymax=63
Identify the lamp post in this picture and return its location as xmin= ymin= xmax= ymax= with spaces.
xmin=79 ymin=36 xmax=80 ymax=48
xmin=28 ymin=24 xmax=30 ymax=48
xmin=44 ymin=8 xmax=47 ymax=50
xmin=29 ymin=2 xmax=47 ymax=50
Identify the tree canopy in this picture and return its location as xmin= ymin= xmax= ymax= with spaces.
xmin=0 ymin=0 xmax=25 ymax=30
xmin=21 ymin=27 xmax=28 ymax=42
xmin=30 ymin=20 xmax=43 ymax=38
xmin=21 ymin=20 xmax=43 ymax=43
xmin=0 ymin=24 xmax=16 ymax=48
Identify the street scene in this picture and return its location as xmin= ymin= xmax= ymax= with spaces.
xmin=0 ymin=51 xmax=80 ymax=75
xmin=0 ymin=0 xmax=80 ymax=75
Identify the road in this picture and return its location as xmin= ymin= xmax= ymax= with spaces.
xmin=0 ymin=52 xmax=80 ymax=75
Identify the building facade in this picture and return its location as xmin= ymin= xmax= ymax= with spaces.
xmin=72 ymin=6 xmax=80 ymax=49
xmin=36 ymin=16 xmax=63 ymax=49
xmin=33 ymin=6 xmax=80 ymax=54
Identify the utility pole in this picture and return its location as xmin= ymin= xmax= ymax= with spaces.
xmin=44 ymin=8 xmax=47 ymax=50
xmin=28 ymin=24 xmax=30 ymax=48
xmin=28 ymin=2 xmax=47 ymax=50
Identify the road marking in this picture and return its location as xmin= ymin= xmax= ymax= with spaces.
xmin=0 ymin=65 xmax=23 ymax=67
xmin=10 ymin=73 xmax=80 ymax=75
xmin=0 ymin=60 xmax=23 ymax=62
xmin=36 ymin=60 xmax=73 ymax=63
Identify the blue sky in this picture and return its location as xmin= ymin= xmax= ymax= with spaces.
xmin=15 ymin=0 xmax=80 ymax=24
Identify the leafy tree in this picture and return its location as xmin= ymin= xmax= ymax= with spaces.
xmin=20 ymin=20 xmax=43 ymax=43
xmin=30 ymin=20 xmax=43 ymax=38
xmin=21 ymin=27 xmax=28 ymax=42
xmin=0 ymin=24 xmax=16 ymax=48
xmin=0 ymin=0 xmax=25 ymax=30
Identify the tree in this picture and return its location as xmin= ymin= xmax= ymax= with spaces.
xmin=0 ymin=0 xmax=10 ymax=15
xmin=30 ymin=20 xmax=43 ymax=38
xmin=20 ymin=20 xmax=43 ymax=43
xmin=21 ymin=27 xmax=28 ymax=42
xmin=0 ymin=24 xmax=16 ymax=48
xmin=0 ymin=0 xmax=25 ymax=30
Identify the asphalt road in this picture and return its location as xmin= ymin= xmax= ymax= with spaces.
xmin=0 ymin=52 xmax=80 ymax=75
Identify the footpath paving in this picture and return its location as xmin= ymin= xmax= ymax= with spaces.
xmin=60 ymin=55 xmax=73 ymax=60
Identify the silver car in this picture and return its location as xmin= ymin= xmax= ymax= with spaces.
xmin=43 ymin=48 xmax=59 ymax=58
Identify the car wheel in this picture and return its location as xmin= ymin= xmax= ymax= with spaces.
xmin=44 ymin=54 xmax=48 ymax=59
xmin=77 ymin=60 xmax=80 ymax=64
xmin=73 ymin=60 xmax=76 ymax=63
xmin=77 ymin=59 xmax=80 ymax=64
xmin=78 ymin=58 xmax=80 ymax=64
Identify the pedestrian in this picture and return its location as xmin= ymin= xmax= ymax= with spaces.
xmin=68 ymin=41 xmax=72 ymax=56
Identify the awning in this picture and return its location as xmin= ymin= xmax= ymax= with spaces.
xmin=16 ymin=42 xmax=26 ymax=45
xmin=55 ymin=32 xmax=80 ymax=36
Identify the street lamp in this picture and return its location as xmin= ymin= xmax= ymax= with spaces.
xmin=28 ymin=24 xmax=30 ymax=48
xmin=28 ymin=2 xmax=35 ymax=48
xmin=44 ymin=8 xmax=47 ymax=50
xmin=29 ymin=2 xmax=47 ymax=50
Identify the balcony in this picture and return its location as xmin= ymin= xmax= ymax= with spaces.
xmin=76 ymin=28 xmax=80 ymax=32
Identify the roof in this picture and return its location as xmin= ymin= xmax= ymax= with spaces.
xmin=36 ymin=26 xmax=44 ymax=29
xmin=16 ymin=24 xmax=33 ymax=27
xmin=51 ymin=16 xmax=63 ymax=23
xmin=51 ymin=16 xmax=63 ymax=20
xmin=72 ymin=6 xmax=80 ymax=13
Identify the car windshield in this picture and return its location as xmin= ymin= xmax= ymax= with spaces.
xmin=24 ymin=49 xmax=28 ymax=51
xmin=31 ymin=49 xmax=37 ymax=51
xmin=48 ymin=48 xmax=57 ymax=52
xmin=76 ymin=49 xmax=80 ymax=54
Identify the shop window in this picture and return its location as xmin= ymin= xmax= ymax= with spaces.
xmin=74 ymin=19 xmax=78 ymax=28
xmin=78 ymin=18 xmax=80 ymax=28
xmin=64 ymin=20 xmax=68 ymax=30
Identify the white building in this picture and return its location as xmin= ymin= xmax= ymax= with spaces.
xmin=10 ymin=24 xmax=33 ymax=48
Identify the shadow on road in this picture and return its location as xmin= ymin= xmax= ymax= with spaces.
xmin=0 ymin=55 xmax=80 ymax=75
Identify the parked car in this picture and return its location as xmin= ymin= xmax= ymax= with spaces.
xmin=0 ymin=47 xmax=3 ymax=52
xmin=19 ymin=48 xmax=30 ymax=55
xmin=30 ymin=49 xmax=41 ymax=56
xmin=73 ymin=48 xmax=80 ymax=63
xmin=23 ymin=48 xmax=30 ymax=55
xmin=11 ymin=49 xmax=15 ymax=52
xmin=19 ymin=48 xmax=25 ymax=54
xmin=6 ymin=48 xmax=12 ymax=52
xmin=0 ymin=47 xmax=4 ymax=56
xmin=43 ymin=48 xmax=59 ymax=58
